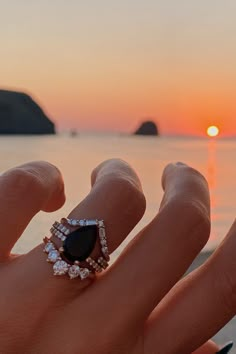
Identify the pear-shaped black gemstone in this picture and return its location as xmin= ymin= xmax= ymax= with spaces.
xmin=63 ymin=225 xmax=97 ymax=262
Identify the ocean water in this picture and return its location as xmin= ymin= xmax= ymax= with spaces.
xmin=1 ymin=134 xmax=236 ymax=255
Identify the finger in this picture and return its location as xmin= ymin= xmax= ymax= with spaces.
xmin=145 ymin=216 xmax=236 ymax=353
xmin=84 ymin=163 xmax=211 ymax=333
xmin=68 ymin=158 xmax=146 ymax=251
xmin=21 ymin=158 xmax=145 ymax=292
xmin=1 ymin=159 xmax=146 ymax=348
xmin=161 ymin=162 xmax=210 ymax=217
xmin=0 ymin=161 xmax=65 ymax=259
xmin=192 ymin=341 xmax=219 ymax=354
xmin=144 ymin=218 xmax=236 ymax=353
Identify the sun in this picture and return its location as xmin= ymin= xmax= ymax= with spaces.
xmin=207 ymin=125 xmax=220 ymax=137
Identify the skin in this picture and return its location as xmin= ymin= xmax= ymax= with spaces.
xmin=1 ymin=158 xmax=235 ymax=353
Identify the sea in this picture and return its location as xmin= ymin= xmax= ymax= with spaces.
xmin=1 ymin=133 xmax=236 ymax=256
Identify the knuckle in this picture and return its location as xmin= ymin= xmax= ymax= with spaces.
xmin=185 ymin=166 xmax=209 ymax=191
xmin=3 ymin=161 xmax=62 ymax=196
xmin=92 ymin=158 xmax=146 ymax=220
xmin=111 ymin=177 xmax=146 ymax=219
xmin=180 ymin=164 xmax=208 ymax=183
xmin=166 ymin=198 xmax=211 ymax=247
xmin=92 ymin=158 xmax=128 ymax=180
xmin=4 ymin=167 xmax=44 ymax=194
xmin=91 ymin=158 xmax=125 ymax=179
xmin=183 ymin=200 xmax=211 ymax=246
xmin=163 ymin=163 xmax=208 ymax=189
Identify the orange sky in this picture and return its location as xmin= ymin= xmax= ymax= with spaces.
xmin=1 ymin=1 xmax=236 ymax=136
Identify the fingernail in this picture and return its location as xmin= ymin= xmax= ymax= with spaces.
xmin=216 ymin=341 xmax=234 ymax=353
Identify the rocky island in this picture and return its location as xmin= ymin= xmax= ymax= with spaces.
xmin=134 ymin=120 xmax=159 ymax=136
xmin=0 ymin=90 xmax=55 ymax=134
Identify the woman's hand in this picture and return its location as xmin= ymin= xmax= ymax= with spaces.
xmin=0 ymin=159 xmax=234 ymax=353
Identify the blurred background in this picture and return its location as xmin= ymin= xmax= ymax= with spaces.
xmin=1 ymin=0 xmax=236 ymax=348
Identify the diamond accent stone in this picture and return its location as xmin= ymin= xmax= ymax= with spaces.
xmin=53 ymin=260 xmax=69 ymax=275
xmin=100 ymin=239 xmax=107 ymax=246
xmin=86 ymin=220 xmax=97 ymax=226
xmin=98 ymin=220 xmax=104 ymax=227
xmin=48 ymin=250 xmax=60 ymax=263
xmin=80 ymin=268 xmax=90 ymax=280
xmin=71 ymin=219 xmax=78 ymax=226
xmin=99 ymin=228 xmax=106 ymax=238
xmin=44 ymin=242 xmax=55 ymax=253
xmin=68 ymin=265 xmax=81 ymax=279
xmin=102 ymin=247 xmax=109 ymax=254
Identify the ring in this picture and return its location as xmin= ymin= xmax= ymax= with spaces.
xmin=43 ymin=218 xmax=110 ymax=280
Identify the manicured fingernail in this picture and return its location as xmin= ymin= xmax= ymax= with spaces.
xmin=216 ymin=341 xmax=234 ymax=353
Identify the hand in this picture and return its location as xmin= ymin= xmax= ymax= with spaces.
xmin=0 ymin=159 xmax=234 ymax=353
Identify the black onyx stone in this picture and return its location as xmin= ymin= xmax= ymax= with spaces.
xmin=63 ymin=225 xmax=97 ymax=262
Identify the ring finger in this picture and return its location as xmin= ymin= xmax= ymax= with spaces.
xmin=10 ymin=158 xmax=146 ymax=300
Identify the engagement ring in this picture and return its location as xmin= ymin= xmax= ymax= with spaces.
xmin=43 ymin=218 xmax=110 ymax=280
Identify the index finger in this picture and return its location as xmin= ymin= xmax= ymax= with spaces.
xmin=0 ymin=161 xmax=65 ymax=259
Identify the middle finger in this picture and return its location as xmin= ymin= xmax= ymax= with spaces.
xmin=88 ymin=163 xmax=211 ymax=329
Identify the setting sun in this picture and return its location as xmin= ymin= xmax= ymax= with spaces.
xmin=207 ymin=125 xmax=220 ymax=137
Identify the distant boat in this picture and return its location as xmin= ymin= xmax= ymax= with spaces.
xmin=70 ymin=129 xmax=78 ymax=137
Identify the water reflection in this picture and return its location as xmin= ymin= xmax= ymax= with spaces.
xmin=1 ymin=135 xmax=230 ymax=253
xmin=207 ymin=139 xmax=218 ymax=243
xmin=207 ymin=139 xmax=217 ymax=198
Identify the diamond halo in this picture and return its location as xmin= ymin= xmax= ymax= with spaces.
xmin=43 ymin=218 xmax=109 ymax=281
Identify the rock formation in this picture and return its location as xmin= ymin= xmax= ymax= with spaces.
xmin=134 ymin=120 xmax=159 ymax=136
xmin=0 ymin=90 xmax=55 ymax=134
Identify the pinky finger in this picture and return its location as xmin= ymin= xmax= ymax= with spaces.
xmin=192 ymin=340 xmax=219 ymax=354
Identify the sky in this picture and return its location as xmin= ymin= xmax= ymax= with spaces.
xmin=1 ymin=0 xmax=236 ymax=136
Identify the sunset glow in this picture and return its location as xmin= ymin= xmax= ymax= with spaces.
xmin=207 ymin=126 xmax=220 ymax=137
xmin=1 ymin=1 xmax=236 ymax=136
